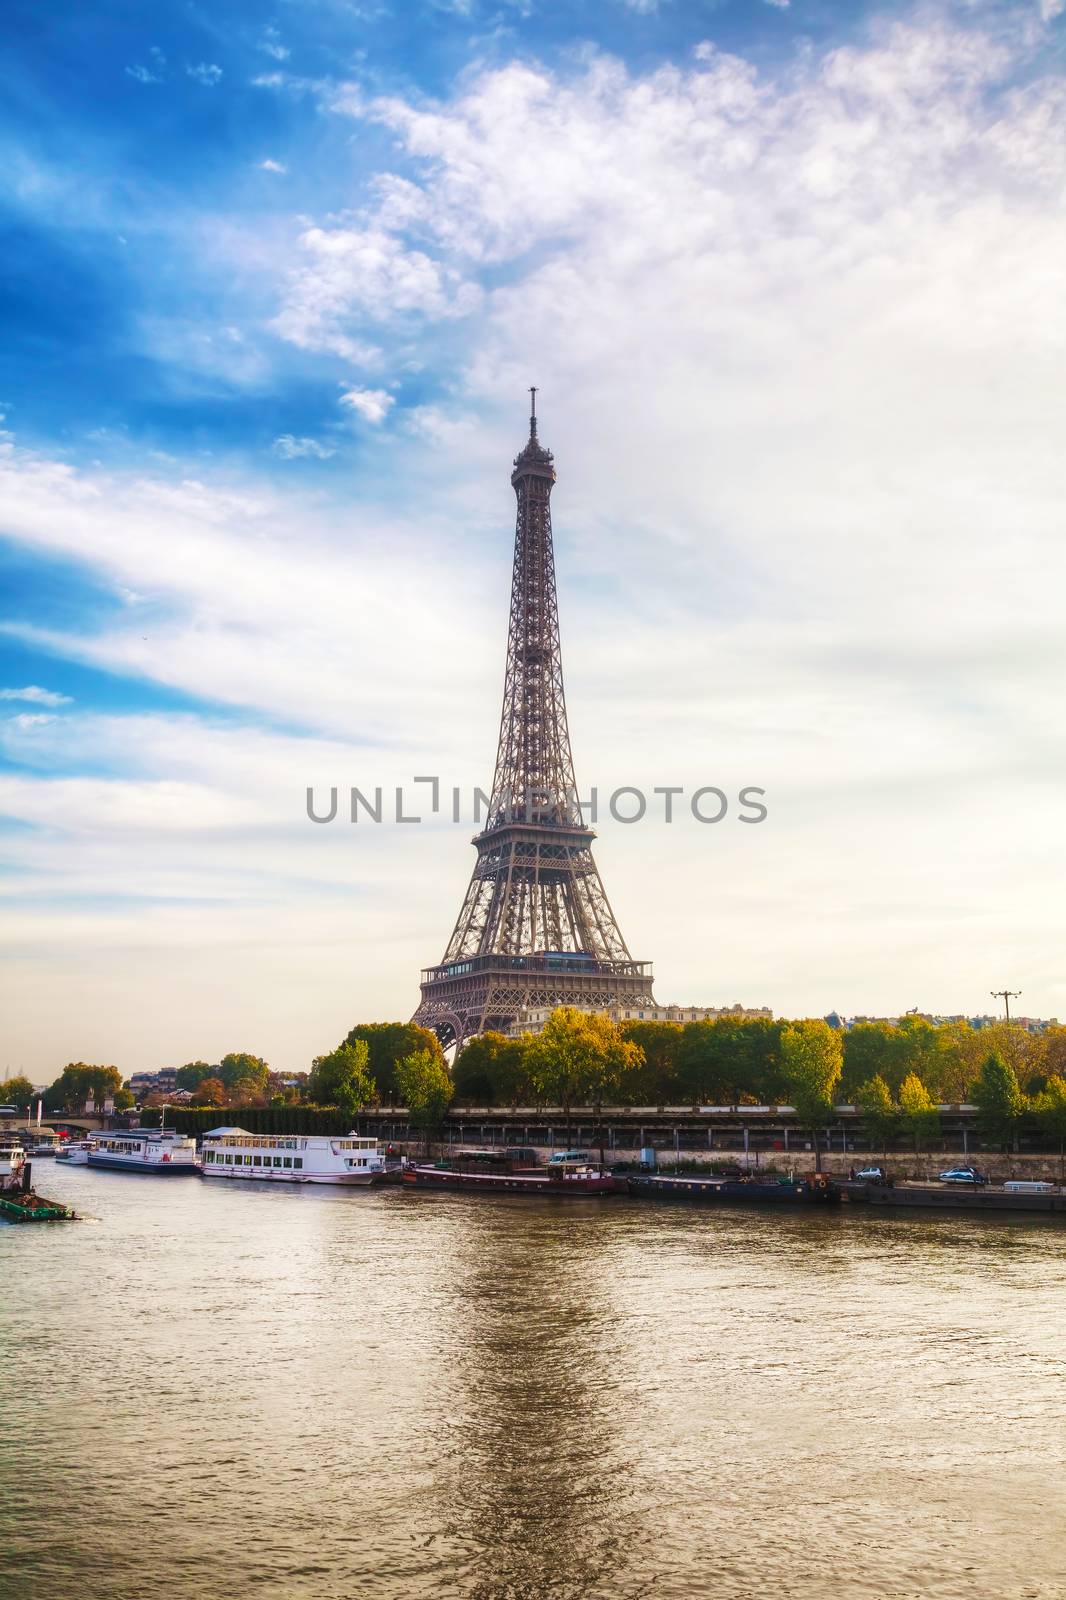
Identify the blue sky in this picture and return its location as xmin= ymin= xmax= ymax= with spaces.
xmin=2 ymin=0 xmax=1065 ymax=1076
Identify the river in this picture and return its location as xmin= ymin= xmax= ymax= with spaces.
xmin=2 ymin=1163 xmax=1063 ymax=1600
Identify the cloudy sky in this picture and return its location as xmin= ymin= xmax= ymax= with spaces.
xmin=1 ymin=0 xmax=1064 ymax=1077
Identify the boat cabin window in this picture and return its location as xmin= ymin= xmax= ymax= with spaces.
xmin=293 ymin=1158 xmax=303 ymax=1169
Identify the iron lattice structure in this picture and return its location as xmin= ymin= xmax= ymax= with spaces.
xmin=413 ymin=394 xmax=655 ymax=1050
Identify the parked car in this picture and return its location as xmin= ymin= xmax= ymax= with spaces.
xmin=854 ymin=1166 xmax=886 ymax=1181
xmin=938 ymin=1166 xmax=988 ymax=1185
xmin=547 ymin=1149 xmax=590 ymax=1165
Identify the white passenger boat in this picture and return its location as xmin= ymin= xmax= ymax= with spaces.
xmin=57 ymin=1139 xmax=95 ymax=1165
xmin=26 ymin=1132 xmax=62 ymax=1157
xmin=87 ymin=1128 xmax=201 ymax=1175
xmin=0 ymin=1138 xmax=27 ymax=1188
xmin=201 ymin=1127 xmax=385 ymax=1185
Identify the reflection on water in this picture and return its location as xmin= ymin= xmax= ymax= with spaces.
xmin=2 ymin=1168 xmax=1064 ymax=1600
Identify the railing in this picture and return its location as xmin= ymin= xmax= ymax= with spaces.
xmin=421 ymin=954 xmax=653 ymax=983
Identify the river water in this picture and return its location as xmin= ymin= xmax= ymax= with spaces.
xmin=2 ymin=1164 xmax=1064 ymax=1600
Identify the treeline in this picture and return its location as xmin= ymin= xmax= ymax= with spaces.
xmin=20 ymin=1012 xmax=1066 ymax=1160
xmin=452 ymin=1014 xmax=1066 ymax=1109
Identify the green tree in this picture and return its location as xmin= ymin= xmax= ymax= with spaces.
xmin=935 ymin=1020 xmax=983 ymax=1103
xmin=898 ymin=1073 xmax=940 ymax=1159
xmin=618 ymin=1022 xmax=683 ymax=1104
xmin=525 ymin=1007 xmax=642 ymax=1143
xmin=0 ymin=1075 xmax=35 ymax=1109
xmin=395 ymin=1049 xmax=454 ymax=1151
xmin=855 ymin=1074 xmax=897 ymax=1158
xmin=176 ymin=1061 xmax=214 ymax=1092
xmin=842 ymin=1022 xmax=903 ymax=1098
xmin=675 ymin=1017 xmax=785 ymax=1107
xmin=1032 ymin=1075 xmax=1066 ymax=1186
xmin=113 ymin=1085 xmax=134 ymax=1111
xmin=895 ymin=1017 xmax=950 ymax=1099
xmin=452 ymin=1032 xmax=529 ymax=1106
xmin=308 ymin=1041 xmax=376 ymax=1118
xmin=343 ymin=1023 xmax=444 ymax=1102
xmin=46 ymin=1062 xmax=124 ymax=1112
xmin=973 ymin=1050 xmax=1027 ymax=1149
xmin=217 ymin=1053 xmax=269 ymax=1092
xmin=780 ymin=1020 xmax=843 ymax=1172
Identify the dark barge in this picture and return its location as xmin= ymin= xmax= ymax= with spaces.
xmin=843 ymin=1181 xmax=1066 ymax=1214
xmin=403 ymin=1150 xmax=618 ymax=1197
xmin=626 ymin=1172 xmax=840 ymax=1206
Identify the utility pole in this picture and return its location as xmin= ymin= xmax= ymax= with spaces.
xmin=991 ymin=989 xmax=1021 ymax=1024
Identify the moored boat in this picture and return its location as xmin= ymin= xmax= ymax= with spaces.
xmin=56 ymin=1139 xmax=95 ymax=1164
xmin=87 ymin=1128 xmax=201 ymax=1175
xmin=403 ymin=1155 xmax=618 ymax=1197
xmin=0 ymin=1190 xmax=77 ymax=1223
xmin=0 ymin=1137 xmax=27 ymax=1188
xmin=626 ymin=1172 xmax=840 ymax=1205
xmin=200 ymin=1127 xmax=385 ymax=1185
xmin=25 ymin=1132 xmax=62 ymax=1157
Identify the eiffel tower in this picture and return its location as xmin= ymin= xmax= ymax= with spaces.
xmin=413 ymin=392 xmax=655 ymax=1051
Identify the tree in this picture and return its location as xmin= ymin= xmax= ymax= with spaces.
xmin=229 ymin=1076 xmax=269 ymax=1107
xmin=525 ymin=1008 xmax=642 ymax=1144
xmin=217 ymin=1053 xmax=269 ymax=1092
xmin=973 ymin=1050 xmax=1027 ymax=1149
xmin=855 ymin=1074 xmax=897 ymax=1158
xmin=113 ymin=1085 xmax=134 ymax=1110
xmin=46 ymin=1062 xmax=124 ymax=1112
xmin=780 ymin=1020 xmax=843 ymax=1172
xmin=1042 ymin=1026 xmax=1066 ymax=1083
xmin=395 ymin=1049 xmax=454 ymax=1151
xmin=0 ymin=1075 xmax=35 ymax=1109
xmin=452 ymin=1032 xmax=529 ymax=1106
xmin=842 ymin=1022 xmax=903 ymax=1098
xmin=674 ymin=1017 xmax=784 ymax=1107
xmin=343 ymin=1023 xmax=444 ymax=1102
xmin=308 ymin=1041 xmax=376 ymax=1118
xmin=934 ymin=1020 xmax=983 ymax=1104
xmin=1033 ymin=1076 xmax=1066 ymax=1186
xmin=618 ymin=1022 xmax=683 ymax=1104
xmin=176 ymin=1061 xmax=214 ymax=1092
xmin=898 ymin=1073 xmax=940 ymax=1159
xmin=192 ymin=1076 xmax=226 ymax=1108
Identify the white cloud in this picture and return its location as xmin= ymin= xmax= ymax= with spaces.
xmin=271 ymin=226 xmax=480 ymax=357
xmin=125 ymin=64 xmax=162 ymax=85
xmin=339 ymin=386 xmax=394 ymax=423
xmin=0 ymin=685 xmax=72 ymax=706
xmin=187 ymin=62 xmax=223 ymax=86
xmin=8 ymin=712 xmax=56 ymax=729
xmin=763 ymin=0 xmax=790 ymax=9
xmin=259 ymin=158 xmax=288 ymax=174
xmin=259 ymin=28 xmax=290 ymax=60
xmin=271 ymin=433 xmax=335 ymax=458
xmin=1039 ymin=0 xmax=1065 ymax=21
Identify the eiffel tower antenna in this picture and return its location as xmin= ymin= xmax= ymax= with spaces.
xmin=413 ymin=395 xmax=655 ymax=1051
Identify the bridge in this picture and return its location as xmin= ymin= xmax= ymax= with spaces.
xmin=4 ymin=1114 xmax=111 ymax=1134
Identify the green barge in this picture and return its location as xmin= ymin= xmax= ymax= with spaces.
xmin=0 ymin=1192 xmax=77 ymax=1223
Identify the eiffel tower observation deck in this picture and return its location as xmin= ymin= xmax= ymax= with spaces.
xmin=413 ymin=393 xmax=655 ymax=1051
